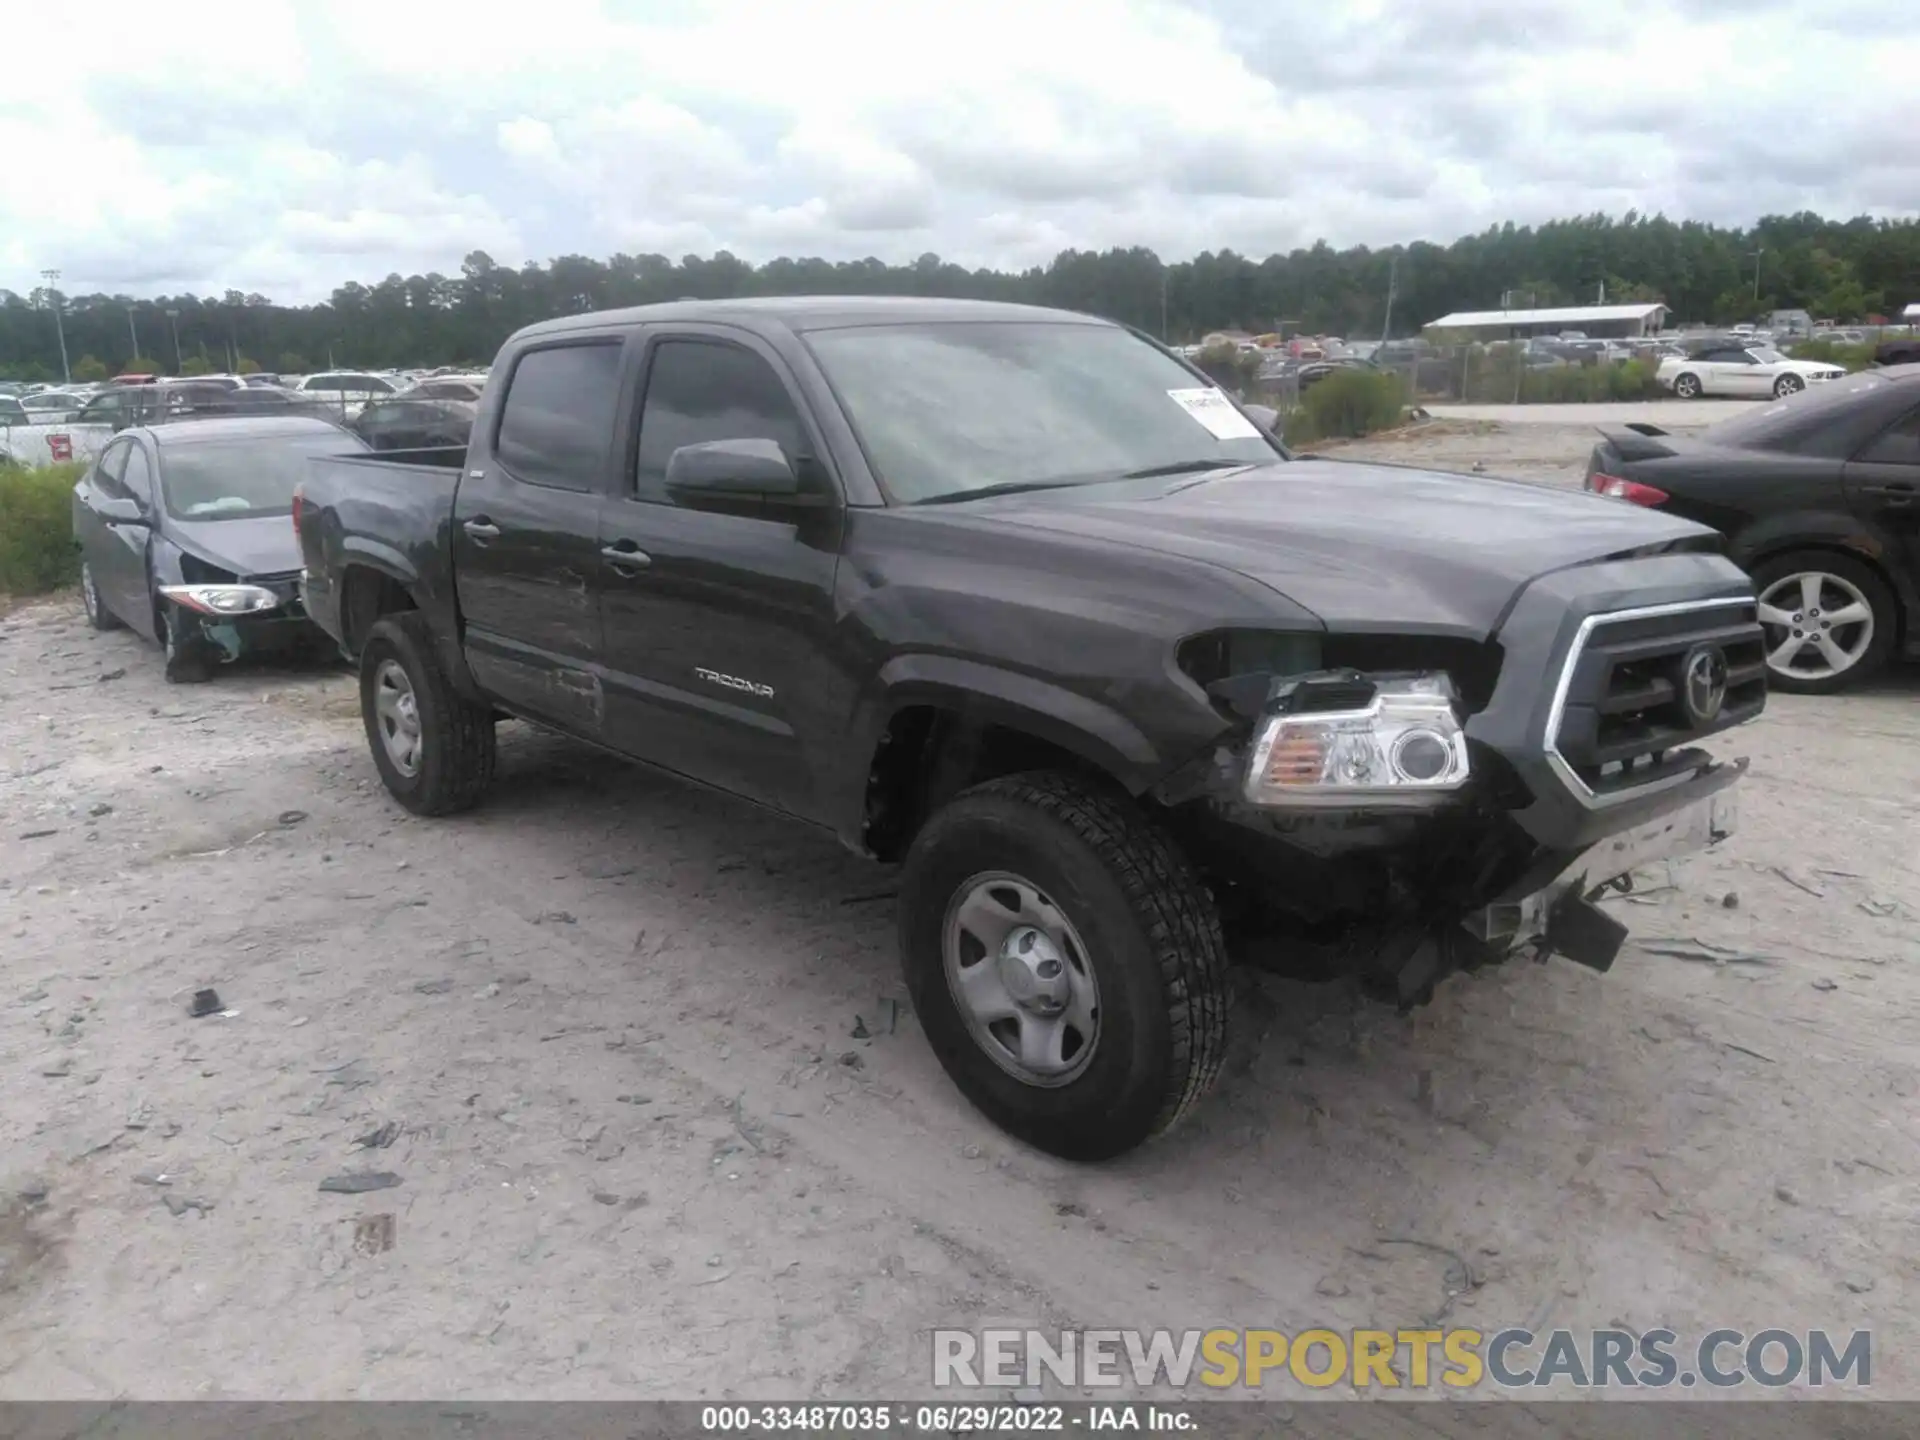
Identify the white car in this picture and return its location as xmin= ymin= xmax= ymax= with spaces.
xmin=296 ymin=370 xmax=401 ymax=417
xmin=1657 ymin=344 xmax=1846 ymax=400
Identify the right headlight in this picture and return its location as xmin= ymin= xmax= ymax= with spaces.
xmin=1243 ymin=672 xmax=1471 ymax=808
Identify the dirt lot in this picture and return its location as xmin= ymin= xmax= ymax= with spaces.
xmin=3 ymin=415 xmax=1917 ymax=1405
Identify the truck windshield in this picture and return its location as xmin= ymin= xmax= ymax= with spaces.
xmin=160 ymin=434 xmax=362 ymax=521
xmin=804 ymin=321 xmax=1283 ymax=504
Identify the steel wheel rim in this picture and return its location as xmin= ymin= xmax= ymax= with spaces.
xmin=81 ymin=564 xmax=100 ymax=620
xmin=1756 ymin=571 xmax=1874 ymax=680
xmin=941 ymin=870 xmax=1101 ymax=1088
xmin=372 ymin=659 xmax=424 ymax=777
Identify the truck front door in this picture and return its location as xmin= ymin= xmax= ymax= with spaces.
xmin=452 ymin=336 xmax=627 ymax=734
xmin=596 ymin=332 xmax=844 ymax=820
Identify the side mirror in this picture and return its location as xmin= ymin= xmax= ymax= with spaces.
xmin=664 ymin=437 xmax=825 ymax=508
xmin=94 ymin=495 xmax=149 ymax=527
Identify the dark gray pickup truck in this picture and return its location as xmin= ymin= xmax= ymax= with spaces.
xmin=295 ymin=297 xmax=1763 ymax=1159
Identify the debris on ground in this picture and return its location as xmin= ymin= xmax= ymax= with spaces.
xmin=88 ymin=802 xmax=113 ymax=817
xmin=413 ymin=978 xmax=455 ymax=994
xmin=1770 ymin=866 xmax=1826 ymax=898
xmin=1812 ymin=978 xmax=1838 ymax=992
xmin=277 ymin=810 xmax=309 ymax=827
xmin=352 ymin=1213 xmax=396 ymax=1255
xmin=353 ymin=1121 xmax=400 ymax=1150
xmin=187 ymin=989 xmax=224 ymax=1018
xmin=837 ymin=1051 xmax=864 ymax=1070
xmin=319 ymin=1171 xmax=402 ymax=1194
xmin=161 ymin=1194 xmax=215 ymax=1218
xmin=97 ymin=668 xmax=125 ymax=682
xmin=850 ymin=1015 xmax=871 ymax=1040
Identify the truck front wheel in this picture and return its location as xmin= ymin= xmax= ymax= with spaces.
xmin=358 ymin=614 xmax=496 ymax=815
xmin=898 ymin=772 xmax=1231 ymax=1160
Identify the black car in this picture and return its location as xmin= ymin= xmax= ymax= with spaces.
xmin=350 ymin=396 xmax=477 ymax=451
xmin=71 ymin=414 xmax=368 ymax=682
xmin=1585 ymin=364 xmax=1920 ymax=692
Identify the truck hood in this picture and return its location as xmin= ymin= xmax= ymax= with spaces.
xmin=169 ymin=514 xmax=303 ymax=578
xmin=985 ymin=459 xmax=1720 ymax=638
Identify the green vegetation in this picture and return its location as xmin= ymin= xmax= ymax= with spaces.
xmin=72 ymin=354 xmax=110 ymax=383
xmin=0 ymin=461 xmax=84 ymax=596
xmin=1450 ymin=353 xmax=1662 ymax=404
xmin=1284 ymin=369 xmax=1408 ymax=446
xmin=1787 ymin=339 xmax=1878 ymax=371
xmin=1 ymin=211 xmax=1916 ymax=378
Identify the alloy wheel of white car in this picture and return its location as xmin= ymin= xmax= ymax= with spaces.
xmin=1756 ymin=570 xmax=1874 ymax=683
xmin=1773 ymin=374 xmax=1805 ymax=398
xmin=1674 ymin=372 xmax=1702 ymax=399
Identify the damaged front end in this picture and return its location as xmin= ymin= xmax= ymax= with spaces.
xmin=157 ymin=553 xmax=324 ymax=677
xmin=1155 ymin=661 xmax=1745 ymax=1008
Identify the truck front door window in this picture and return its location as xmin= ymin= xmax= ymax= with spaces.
xmin=495 ymin=343 xmax=623 ymax=491
xmin=633 ymin=341 xmax=809 ymax=502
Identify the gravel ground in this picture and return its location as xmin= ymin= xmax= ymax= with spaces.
xmin=2 ymin=417 xmax=1917 ymax=1405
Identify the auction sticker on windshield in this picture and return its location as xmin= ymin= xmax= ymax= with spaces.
xmin=1167 ymin=387 xmax=1261 ymax=439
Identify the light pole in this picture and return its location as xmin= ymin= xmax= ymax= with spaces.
xmin=40 ymin=268 xmax=70 ymax=384
xmin=1750 ymin=248 xmax=1764 ymax=304
xmin=165 ymin=308 xmax=182 ymax=372
xmin=127 ymin=305 xmax=141 ymax=365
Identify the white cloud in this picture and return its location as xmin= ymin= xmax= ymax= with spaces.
xmin=0 ymin=0 xmax=1914 ymax=300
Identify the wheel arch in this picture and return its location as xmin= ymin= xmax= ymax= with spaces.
xmin=845 ymin=657 xmax=1171 ymax=860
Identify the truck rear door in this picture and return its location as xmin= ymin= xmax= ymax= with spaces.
xmin=595 ymin=329 xmax=844 ymax=820
xmin=452 ymin=335 xmax=629 ymax=733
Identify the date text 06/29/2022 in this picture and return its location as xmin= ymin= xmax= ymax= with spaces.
xmin=932 ymin=1326 xmax=1873 ymax=1392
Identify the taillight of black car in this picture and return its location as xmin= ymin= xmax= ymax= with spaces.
xmin=1586 ymin=471 xmax=1669 ymax=507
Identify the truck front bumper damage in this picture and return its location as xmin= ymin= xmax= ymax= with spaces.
xmin=1462 ymin=776 xmax=1741 ymax=973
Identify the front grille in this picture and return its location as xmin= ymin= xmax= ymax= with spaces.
xmin=1549 ymin=600 xmax=1765 ymax=799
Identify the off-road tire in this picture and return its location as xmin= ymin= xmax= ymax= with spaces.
xmin=359 ymin=613 xmax=496 ymax=815
xmin=1750 ymin=549 xmax=1897 ymax=695
xmin=80 ymin=562 xmax=122 ymax=631
xmin=898 ymin=771 xmax=1232 ymax=1160
xmin=161 ymin=602 xmax=214 ymax=684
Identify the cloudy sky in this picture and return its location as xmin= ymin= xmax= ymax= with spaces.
xmin=2 ymin=0 xmax=1912 ymax=302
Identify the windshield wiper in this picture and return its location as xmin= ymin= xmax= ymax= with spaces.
xmin=913 ymin=478 xmax=1089 ymax=506
xmin=1118 ymin=458 xmax=1250 ymax=480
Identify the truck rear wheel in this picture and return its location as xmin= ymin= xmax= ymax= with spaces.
xmin=898 ymin=772 xmax=1231 ymax=1160
xmin=359 ymin=614 xmax=496 ymax=815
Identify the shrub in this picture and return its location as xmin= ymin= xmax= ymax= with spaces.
xmin=1285 ymin=368 xmax=1407 ymax=445
xmin=1788 ymin=340 xmax=1875 ymax=371
xmin=73 ymin=355 xmax=110 ymax=383
xmin=0 ymin=461 xmax=85 ymax=596
xmin=1194 ymin=341 xmax=1260 ymax=394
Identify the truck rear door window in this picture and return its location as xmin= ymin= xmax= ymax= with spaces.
xmin=494 ymin=342 xmax=623 ymax=492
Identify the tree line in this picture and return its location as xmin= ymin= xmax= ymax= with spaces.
xmin=3 ymin=210 xmax=1916 ymax=380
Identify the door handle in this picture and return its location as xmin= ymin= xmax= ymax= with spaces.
xmin=600 ymin=542 xmax=651 ymax=571
xmin=463 ymin=517 xmax=501 ymax=542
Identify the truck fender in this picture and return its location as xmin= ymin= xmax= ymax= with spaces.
xmin=839 ymin=654 xmax=1166 ymax=838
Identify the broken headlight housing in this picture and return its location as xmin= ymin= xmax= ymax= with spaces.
xmin=158 ymin=583 xmax=283 ymax=616
xmin=1243 ymin=671 xmax=1470 ymax=808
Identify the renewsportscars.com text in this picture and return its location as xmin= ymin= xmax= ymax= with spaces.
xmin=933 ymin=1327 xmax=1871 ymax=1391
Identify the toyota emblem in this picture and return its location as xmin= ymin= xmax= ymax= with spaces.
xmin=1682 ymin=645 xmax=1729 ymax=725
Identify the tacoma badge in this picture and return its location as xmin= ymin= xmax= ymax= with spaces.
xmin=695 ymin=666 xmax=774 ymax=699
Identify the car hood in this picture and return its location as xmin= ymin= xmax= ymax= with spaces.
xmin=168 ymin=513 xmax=302 ymax=578
xmin=974 ymin=459 xmax=1719 ymax=638
xmin=1779 ymin=360 xmax=1846 ymax=376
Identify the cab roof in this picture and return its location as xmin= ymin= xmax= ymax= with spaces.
xmin=512 ymin=295 xmax=1112 ymax=342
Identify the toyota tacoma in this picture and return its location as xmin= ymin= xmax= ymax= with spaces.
xmin=293 ymin=297 xmax=1764 ymax=1160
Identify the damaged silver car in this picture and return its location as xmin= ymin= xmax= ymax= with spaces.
xmin=70 ymin=414 xmax=369 ymax=682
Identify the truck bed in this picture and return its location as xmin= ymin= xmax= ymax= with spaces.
xmin=295 ymin=445 xmax=470 ymax=661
